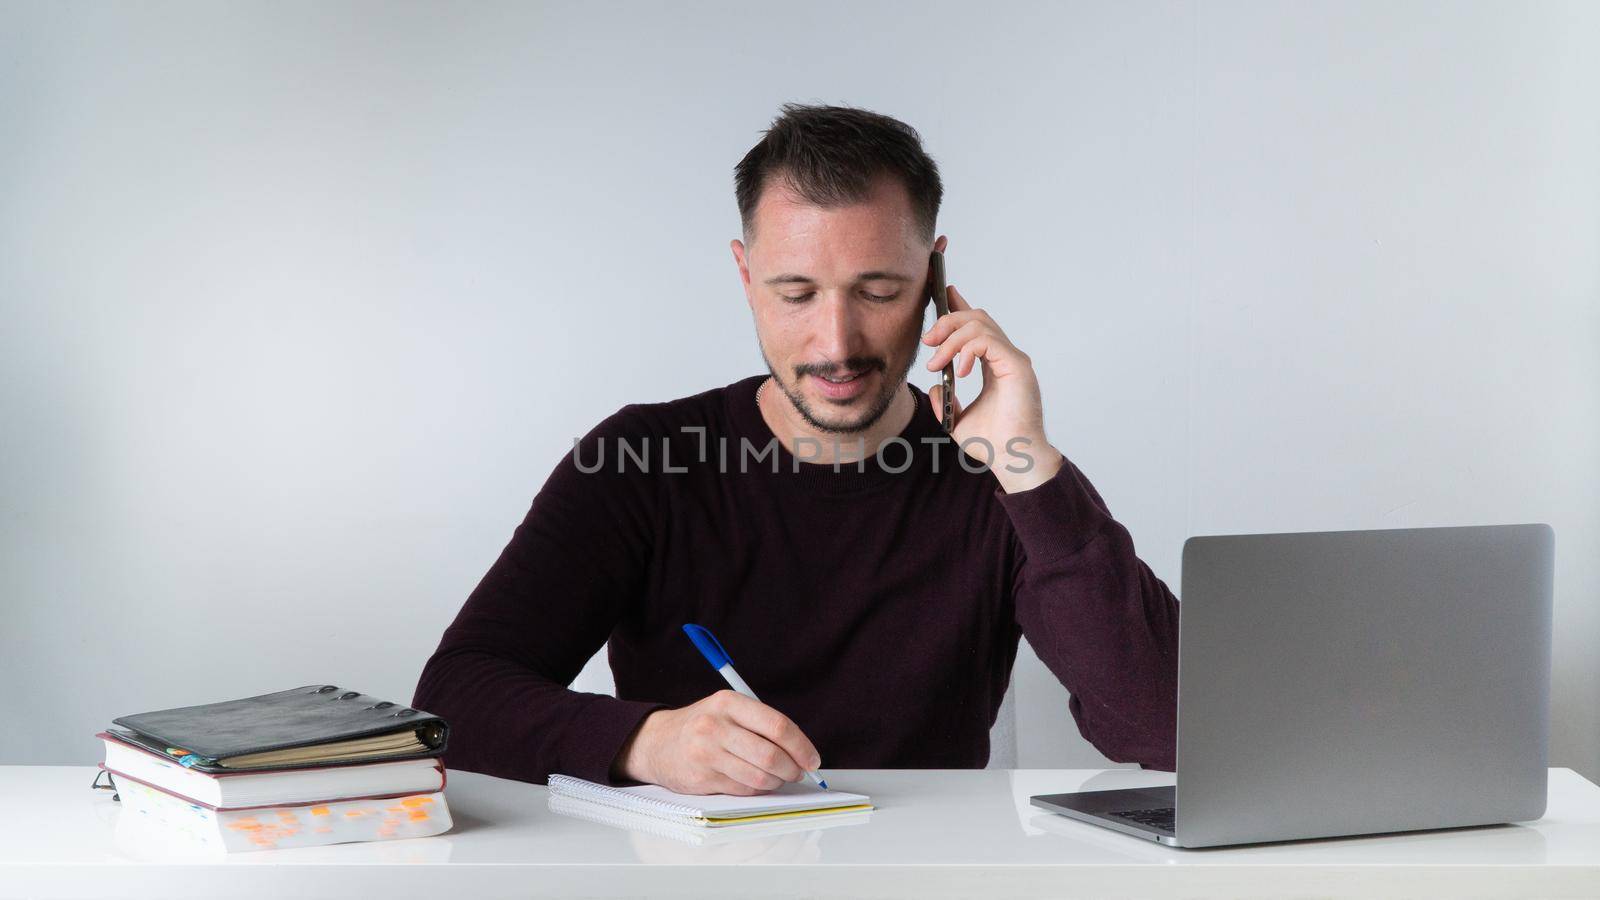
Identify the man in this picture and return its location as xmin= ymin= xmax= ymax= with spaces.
xmin=413 ymin=103 xmax=1179 ymax=795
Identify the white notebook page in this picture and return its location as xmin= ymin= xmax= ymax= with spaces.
xmin=546 ymin=774 xmax=870 ymax=820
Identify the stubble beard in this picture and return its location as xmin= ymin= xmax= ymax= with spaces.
xmin=760 ymin=314 xmax=925 ymax=436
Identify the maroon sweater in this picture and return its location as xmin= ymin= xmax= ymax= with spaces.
xmin=412 ymin=375 xmax=1180 ymax=784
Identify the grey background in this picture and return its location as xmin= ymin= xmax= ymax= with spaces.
xmin=2 ymin=0 xmax=1595 ymax=781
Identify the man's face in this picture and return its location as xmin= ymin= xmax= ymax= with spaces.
xmin=731 ymin=174 xmax=931 ymax=434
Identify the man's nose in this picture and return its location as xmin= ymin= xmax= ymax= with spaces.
xmin=813 ymin=291 xmax=861 ymax=363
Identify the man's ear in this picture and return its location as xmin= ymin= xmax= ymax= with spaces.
xmin=731 ymin=238 xmax=755 ymax=309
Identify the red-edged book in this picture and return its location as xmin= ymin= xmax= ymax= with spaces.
xmin=97 ymin=730 xmax=447 ymax=808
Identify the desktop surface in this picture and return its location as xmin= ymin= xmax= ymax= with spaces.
xmin=3 ymin=765 xmax=1598 ymax=898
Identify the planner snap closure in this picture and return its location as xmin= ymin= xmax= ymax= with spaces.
xmin=339 ymin=692 xmax=359 ymax=700
xmin=392 ymin=708 xmax=418 ymax=717
xmin=316 ymin=685 xmax=338 ymax=694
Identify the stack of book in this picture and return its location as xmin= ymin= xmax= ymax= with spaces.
xmin=96 ymin=685 xmax=453 ymax=853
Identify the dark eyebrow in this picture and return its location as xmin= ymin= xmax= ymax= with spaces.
xmin=762 ymin=271 xmax=914 ymax=286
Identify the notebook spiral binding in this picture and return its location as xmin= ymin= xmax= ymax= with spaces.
xmin=546 ymin=774 xmax=706 ymax=819
xmin=547 ymin=795 xmax=712 ymax=844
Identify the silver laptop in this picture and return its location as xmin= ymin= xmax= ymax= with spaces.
xmin=1031 ymin=523 xmax=1553 ymax=848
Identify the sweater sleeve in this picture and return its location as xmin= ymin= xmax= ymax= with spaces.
xmin=412 ymin=405 xmax=666 ymax=786
xmin=996 ymin=457 xmax=1181 ymax=771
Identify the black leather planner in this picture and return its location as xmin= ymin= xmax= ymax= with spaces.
xmin=111 ymin=684 xmax=448 ymax=773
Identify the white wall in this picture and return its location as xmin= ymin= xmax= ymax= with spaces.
xmin=2 ymin=0 xmax=1595 ymax=780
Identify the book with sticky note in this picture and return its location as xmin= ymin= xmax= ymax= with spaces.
xmin=546 ymin=773 xmax=873 ymax=827
xmin=111 ymin=775 xmax=451 ymax=854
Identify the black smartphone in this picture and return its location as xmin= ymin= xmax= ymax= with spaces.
xmin=928 ymin=249 xmax=956 ymax=433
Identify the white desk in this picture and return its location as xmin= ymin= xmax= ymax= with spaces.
xmin=3 ymin=765 xmax=1598 ymax=898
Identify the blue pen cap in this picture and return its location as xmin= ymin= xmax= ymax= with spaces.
xmin=682 ymin=623 xmax=733 ymax=669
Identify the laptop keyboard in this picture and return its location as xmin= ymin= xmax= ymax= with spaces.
xmin=1108 ymin=806 xmax=1176 ymax=832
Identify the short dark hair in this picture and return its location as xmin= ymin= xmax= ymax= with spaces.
xmin=734 ymin=102 xmax=943 ymax=246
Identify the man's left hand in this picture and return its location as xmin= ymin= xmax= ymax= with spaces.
xmin=922 ymin=279 xmax=1064 ymax=493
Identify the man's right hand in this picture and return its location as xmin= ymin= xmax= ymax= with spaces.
xmin=612 ymin=690 xmax=822 ymax=795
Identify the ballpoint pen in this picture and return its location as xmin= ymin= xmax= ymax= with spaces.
xmin=682 ymin=623 xmax=828 ymax=790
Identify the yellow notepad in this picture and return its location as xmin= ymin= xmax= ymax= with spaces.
xmin=546 ymin=774 xmax=873 ymax=828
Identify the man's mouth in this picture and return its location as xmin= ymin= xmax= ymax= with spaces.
xmin=810 ymin=369 xmax=873 ymax=400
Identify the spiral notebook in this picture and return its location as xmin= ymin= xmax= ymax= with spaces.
xmin=547 ymin=794 xmax=871 ymax=845
xmin=546 ymin=774 xmax=872 ymax=827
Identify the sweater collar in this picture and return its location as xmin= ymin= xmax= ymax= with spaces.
xmin=722 ymin=373 xmax=953 ymax=491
